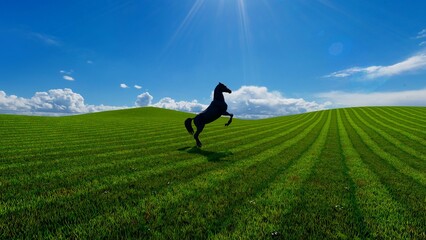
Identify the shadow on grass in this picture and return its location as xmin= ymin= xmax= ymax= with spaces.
xmin=178 ymin=146 xmax=233 ymax=162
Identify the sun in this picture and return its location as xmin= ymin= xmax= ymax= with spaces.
xmin=166 ymin=0 xmax=252 ymax=50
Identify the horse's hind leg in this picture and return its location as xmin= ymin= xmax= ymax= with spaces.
xmin=193 ymin=118 xmax=205 ymax=148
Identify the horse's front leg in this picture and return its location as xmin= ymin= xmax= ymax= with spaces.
xmin=223 ymin=111 xmax=233 ymax=126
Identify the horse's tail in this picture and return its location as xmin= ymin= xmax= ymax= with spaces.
xmin=185 ymin=118 xmax=194 ymax=135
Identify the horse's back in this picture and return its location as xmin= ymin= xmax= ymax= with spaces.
xmin=197 ymin=100 xmax=227 ymax=124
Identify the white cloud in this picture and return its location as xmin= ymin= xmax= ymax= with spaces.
xmin=135 ymin=92 xmax=153 ymax=106
xmin=225 ymin=86 xmax=330 ymax=118
xmin=420 ymin=41 xmax=426 ymax=47
xmin=63 ymin=75 xmax=74 ymax=81
xmin=59 ymin=70 xmax=73 ymax=75
xmin=120 ymin=83 xmax=129 ymax=89
xmin=416 ymin=29 xmax=426 ymax=39
xmin=30 ymin=89 xmax=86 ymax=113
xmin=87 ymin=60 xmax=93 ymax=64
xmin=144 ymin=86 xmax=329 ymax=119
xmin=0 ymin=91 xmax=31 ymax=112
xmin=325 ymin=53 xmax=426 ymax=80
xmin=153 ymin=97 xmax=207 ymax=113
xmin=134 ymin=85 xmax=142 ymax=89
xmin=60 ymin=70 xmax=74 ymax=81
xmin=29 ymin=31 xmax=60 ymax=46
xmin=4 ymin=86 xmax=422 ymax=118
xmin=318 ymin=88 xmax=426 ymax=107
xmin=2 ymin=85 xmax=423 ymax=118
xmin=0 ymin=89 xmax=125 ymax=116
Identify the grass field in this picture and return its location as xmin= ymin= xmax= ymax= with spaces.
xmin=0 ymin=106 xmax=425 ymax=239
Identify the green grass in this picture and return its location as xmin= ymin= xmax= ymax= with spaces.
xmin=0 ymin=106 xmax=425 ymax=239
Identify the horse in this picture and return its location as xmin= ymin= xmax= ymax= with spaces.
xmin=184 ymin=82 xmax=234 ymax=147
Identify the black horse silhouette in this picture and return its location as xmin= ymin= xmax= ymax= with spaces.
xmin=185 ymin=82 xmax=233 ymax=147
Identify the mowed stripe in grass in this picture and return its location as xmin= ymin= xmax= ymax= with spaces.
xmin=1 ymin=110 xmax=320 ymax=238
xmin=213 ymin=109 xmax=332 ymax=239
xmin=362 ymin=108 xmax=426 ymax=150
xmin=272 ymin=110 xmax=360 ymax=239
xmin=0 ymin=112 xmax=315 ymax=216
xmin=0 ymin=120 xmax=188 ymax=161
xmin=1 ymin=110 xmax=312 ymax=191
xmin=67 ymin=112 xmax=327 ymax=239
xmin=352 ymin=109 xmax=426 ymax=172
xmin=369 ymin=107 xmax=426 ymax=137
xmin=337 ymin=110 xmax=418 ymax=239
xmin=397 ymin=107 xmax=426 ymax=121
xmin=1 ymin=106 xmax=425 ymax=239
xmin=1 ymin=110 xmax=264 ymax=166
xmin=351 ymin=108 xmax=426 ymax=161
xmin=383 ymin=107 xmax=426 ymax=128
xmin=345 ymin=109 xmax=426 ymax=186
xmin=0 ymin=110 xmax=305 ymax=165
xmin=0 ymin=112 xmax=310 ymax=204
xmin=341 ymin=109 xmax=426 ymax=238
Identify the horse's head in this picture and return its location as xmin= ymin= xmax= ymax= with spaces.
xmin=217 ymin=82 xmax=232 ymax=94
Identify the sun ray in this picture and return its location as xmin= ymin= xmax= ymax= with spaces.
xmin=164 ymin=0 xmax=206 ymax=52
xmin=237 ymin=0 xmax=250 ymax=48
xmin=160 ymin=0 xmax=256 ymax=79
xmin=236 ymin=0 xmax=253 ymax=82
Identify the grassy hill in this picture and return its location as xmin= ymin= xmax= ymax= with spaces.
xmin=1 ymin=106 xmax=425 ymax=239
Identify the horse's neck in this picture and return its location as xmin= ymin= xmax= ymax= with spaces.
xmin=213 ymin=89 xmax=224 ymax=102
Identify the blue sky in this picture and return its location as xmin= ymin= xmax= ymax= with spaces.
xmin=1 ymin=0 xmax=425 ymax=117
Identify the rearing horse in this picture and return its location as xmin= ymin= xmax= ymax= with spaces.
xmin=185 ymin=82 xmax=233 ymax=147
